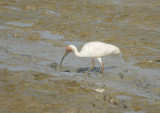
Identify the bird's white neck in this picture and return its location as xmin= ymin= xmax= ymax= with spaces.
xmin=70 ymin=45 xmax=84 ymax=57
xmin=73 ymin=48 xmax=83 ymax=57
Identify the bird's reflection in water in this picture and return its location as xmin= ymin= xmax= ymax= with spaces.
xmin=77 ymin=66 xmax=116 ymax=73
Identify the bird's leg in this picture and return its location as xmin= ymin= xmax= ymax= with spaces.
xmin=97 ymin=58 xmax=104 ymax=74
xmin=85 ymin=59 xmax=95 ymax=74
xmin=101 ymin=62 xmax=104 ymax=74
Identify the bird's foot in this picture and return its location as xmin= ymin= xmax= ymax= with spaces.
xmin=100 ymin=71 xmax=104 ymax=74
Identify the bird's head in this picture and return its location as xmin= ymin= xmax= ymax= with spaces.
xmin=60 ymin=45 xmax=76 ymax=69
xmin=66 ymin=45 xmax=73 ymax=53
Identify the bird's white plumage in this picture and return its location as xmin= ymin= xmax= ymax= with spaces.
xmin=71 ymin=41 xmax=120 ymax=58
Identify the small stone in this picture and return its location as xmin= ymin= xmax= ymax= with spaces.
xmin=95 ymin=88 xmax=105 ymax=93
xmin=110 ymin=98 xmax=119 ymax=105
xmin=118 ymin=73 xmax=124 ymax=79
xmin=65 ymin=70 xmax=70 ymax=72
xmin=13 ymin=33 xmax=20 ymax=37
xmin=50 ymin=62 xmax=57 ymax=70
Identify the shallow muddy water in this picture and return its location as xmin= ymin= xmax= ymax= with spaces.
xmin=0 ymin=0 xmax=160 ymax=113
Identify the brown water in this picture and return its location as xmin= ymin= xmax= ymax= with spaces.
xmin=0 ymin=0 xmax=160 ymax=113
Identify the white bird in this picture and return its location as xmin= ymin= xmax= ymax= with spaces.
xmin=60 ymin=41 xmax=120 ymax=74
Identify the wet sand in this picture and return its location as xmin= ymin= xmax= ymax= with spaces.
xmin=0 ymin=0 xmax=160 ymax=113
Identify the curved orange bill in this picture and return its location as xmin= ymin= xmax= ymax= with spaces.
xmin=60 ymin=51 xmax=70 ymax=69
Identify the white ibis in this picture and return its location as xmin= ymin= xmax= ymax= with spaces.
xmin=60 ymin=41 xmax=120 ymax=74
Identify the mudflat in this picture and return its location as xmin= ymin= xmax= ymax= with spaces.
xmin=0 ymin=0 xmax=160 ymax=113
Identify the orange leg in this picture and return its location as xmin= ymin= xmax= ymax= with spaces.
xmin=97 ymin=58 xmax=104 ymax=74
xmin=101 ymin=62 xmax=104 ymax=74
